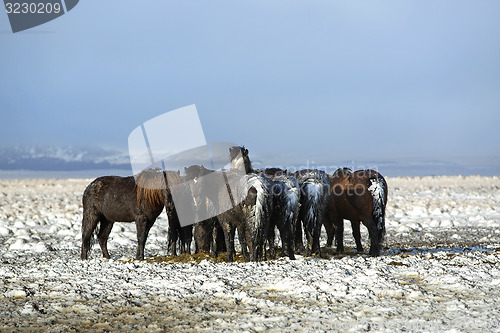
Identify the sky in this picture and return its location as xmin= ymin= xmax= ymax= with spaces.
xmin=1 ymin=0 xmax=499 ymax=166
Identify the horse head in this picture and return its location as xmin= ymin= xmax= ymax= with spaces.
xmin=229 ymin=146 xmax=254 ymax=174
xmin=184 ymin=165 xmax=204 ymax=180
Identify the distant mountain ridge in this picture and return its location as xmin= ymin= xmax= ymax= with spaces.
xmin=0 ymin=146 xmax=130 ymax=171
xmin=0 ymin=146 xmax=498 ymax=176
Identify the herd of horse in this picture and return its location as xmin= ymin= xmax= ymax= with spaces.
xmin=81 ymin=146 xmax=388 ymax=262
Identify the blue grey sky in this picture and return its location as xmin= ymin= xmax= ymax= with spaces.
xmin=1 ymin=1 xmax=499 ymax=165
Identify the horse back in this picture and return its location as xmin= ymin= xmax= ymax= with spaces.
xmin=330 ymin=169 xmax=379 ymax=220
xmin=346 ymin=170 xmax=387 ymax=218
xmin=83 ymin=176 xmax=161 ymax=222
xmin=351 ymin=169 xmax=388 ymax=203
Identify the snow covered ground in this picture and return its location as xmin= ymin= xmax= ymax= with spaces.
xmin=1 ymin=176 xmax=499 ymax=332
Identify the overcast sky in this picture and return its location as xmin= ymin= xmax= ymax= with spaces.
xmin=1 ymin=1 xmax=499 ymax=165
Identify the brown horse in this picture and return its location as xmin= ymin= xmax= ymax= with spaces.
xmin=325 ymin=168 xmax=388 ymax=256
xmin=81 ymin=169 xmax=182 ymax=260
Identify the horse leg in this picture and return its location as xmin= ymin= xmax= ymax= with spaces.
xmin=182 ymin=225 xmax=193 ymax=255
xmin=97 ymin=218 xmax=114 ymax=259
xmin=167 ymin=207 xmax=181 ymax=256
xmin=279 ymin=220 xmax=295 ymax=260
xmin=186 ymin=225 xmax=193 ymax=254
xmin=334 ymin=217 xmax=344 ymax=253
xmin=167 ymin=227 xmax=178 ymax=256
xmin=135 ymin=217 xmax=154 ymax=260
xmin=194 ymin=221 xmax=208 ymax=254
xmin=212 ymin=219 xmax=225 ymax=258
xmin=178 ymin=227 xmax=187 ymax=255
xmin=222 ymin=223 xmax=235 ymax=262
xmin=178 ymin=225 xmax=192 ymax=255
xmin=323 ymin=214 xmax=335 ymax=247
xmin=351 ymin=220 xmax=364 ymax=252
xmin=286 ymin=234 xmax=296 ymax=260
xmin=267 ymin=223 xmax=277 ymax=260
xmin=216 ymin=222 xmax=227 ymax=252
xmin=208 ymin=220 xmax=218 ymax=257
xmin=81 ymin=212 xmax=99 ymax=260
xmin=286 ymin=224 xmax=296 ymax=260
xmin=287 ymin=221 xmax=296 ymax=260
xmin=363 ymin=218 xmax=380 ymax=256
xmin=194 ymin=227 xmax=200 ymax=254
xmin=238 ymin=227 xmax=251 ymax=262
xmin=312 ymin=218 xmax=322 ymax=256
xmin=294 ymin=219 xmax=305 ymax=254
xmin=210 ymin=225 xmax=217 ymax=258
xmin=304 ymin=222 xmax=314 ymax=257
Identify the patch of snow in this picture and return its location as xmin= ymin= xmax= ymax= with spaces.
xmin=0 ymin=176 xmax=499 ymax=331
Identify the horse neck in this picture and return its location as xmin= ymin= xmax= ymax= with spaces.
xmin=137 ymin=186 xmax=164 ymax=209
xmin=231 ymin=156 xmax=254 ymax=174
xmin=135 ymin=170 xmax=171 ymax=208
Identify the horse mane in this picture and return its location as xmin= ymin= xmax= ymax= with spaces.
xmin=135 ymin=169 xmax=182 ymax=208
xmin=263 ymin=167 xmax=287 ymax=177
xmin=229 ymin=146 xmax=245 ymax=162
xmin=295 ymin=169 xmax=329 ymax=184
xmin=332 ymin=167 xmax=352 ymax=179
xmin=352 ymin=169 xmax=381 ymax=180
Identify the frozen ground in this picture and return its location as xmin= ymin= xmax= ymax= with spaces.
xmin=0 ymin=176 xmax=499 ymax=332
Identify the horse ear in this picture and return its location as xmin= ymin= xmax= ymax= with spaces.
xmin=244 ymin=148 xmax=248 ymax=156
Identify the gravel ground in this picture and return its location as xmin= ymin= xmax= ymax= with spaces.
xmin=1 ymin=176 xmax=500 ymax=332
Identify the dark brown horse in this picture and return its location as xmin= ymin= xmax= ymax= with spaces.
xmin=81 ymin=169 xmax=182 ymax=260
xmin=184 ymin=164 xmax=226 ymax=257
xmin=165 ymin=199 xmax=193 ymax=256
xmin=325 ymin=168 xmax=388 ymax=256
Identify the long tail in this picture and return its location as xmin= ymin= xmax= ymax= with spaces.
xmin=245 ymin=173 xmax=272 ymax=261
xmin=81 ymin=182 xmax=100 ymax=259
xmin=368 ymin=176 xmax=387 ymax=243
xmin=303 ymin=182 xmax=323 ymax=235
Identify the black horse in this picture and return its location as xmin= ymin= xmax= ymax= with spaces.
xmin=263 ymin=168 xmax=300 ymax=260
xmin=81 ymin=169 xmax=182 ymax=260
xmin=294 ymin=169 xmax=331 ymax=256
